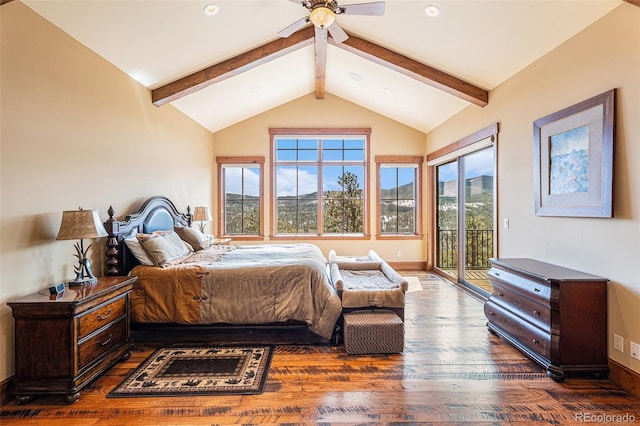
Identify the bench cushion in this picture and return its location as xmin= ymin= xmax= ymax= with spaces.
xmin=329 ymin=250 xmax=408 ymax=309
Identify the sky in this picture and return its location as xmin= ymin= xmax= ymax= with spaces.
xmin=438 ymin=146 xmax=494 ymax=183
xmin=224 ymin=137 xmax=426 ymax=197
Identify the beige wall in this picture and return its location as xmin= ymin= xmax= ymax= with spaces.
xmin=0 ymin=3 xmax=213 ymax=381
xmin=427 ymin=4 xmax=640 ymax=374
xmin=212 ymin=93 xmax=427 ymax=260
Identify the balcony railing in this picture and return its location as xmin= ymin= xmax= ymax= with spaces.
xmin=437 ymin=229 xmax=493 ymax=269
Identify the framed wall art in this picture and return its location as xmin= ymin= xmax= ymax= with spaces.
xmin=533 ymin=89 xmax=615 ymax=217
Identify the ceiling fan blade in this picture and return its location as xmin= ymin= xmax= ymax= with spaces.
xmin=288 ymin=0 xmax=312 ymax=9
xmin=328 ymin=22 xmax=348 ymax=43
xmin=339 ymin=1 xmax=385 ymax=16
xmin=277 ymin=16 xmax=310 ymax=38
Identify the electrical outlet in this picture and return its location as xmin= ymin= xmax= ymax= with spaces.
xmin=503 ymin=218 xmax=510 ymax=229
xmin=396 ymin=251 xmax=402 ymax=258
xmin=630 ymin=341 xmax=640 ymax=360
xmin=614 ymin=334 xmax=624 ymax=352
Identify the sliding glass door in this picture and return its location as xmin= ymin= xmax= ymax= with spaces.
xmin=436 ymin=146 xmax=495 ymax=296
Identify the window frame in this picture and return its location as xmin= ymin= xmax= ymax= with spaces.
xmin=375 ymin=155 xmax=424 ymax=240
xmin=216 ymin=156 xmax=265 ymax=241
xmin=269 ymin=128 xmax=371 ymax=239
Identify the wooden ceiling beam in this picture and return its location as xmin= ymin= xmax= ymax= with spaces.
xmin=151 ymin=26 xmax=315 ymax=106
xmin=330 ymin=33 xmax=489 ymax=107
xmin=314 ymin=27 xmax=327 ymax=100
xmin=152 ymin=26 xmax=488 ymax=108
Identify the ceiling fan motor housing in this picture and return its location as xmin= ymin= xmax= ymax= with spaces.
xmin=308 ymin=0 xmax=340 ymax=13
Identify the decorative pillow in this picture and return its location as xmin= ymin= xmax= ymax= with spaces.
xmin=124 ymin=237 xmax=155 ymax=266
xmin=136 ymin=230 xmax=191 ymax=267
xmin=174 ymin=226 xmax=211 ymax=251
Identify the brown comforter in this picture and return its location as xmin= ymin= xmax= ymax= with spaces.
xmin=129 ymin=243 xmax=342 ymax=339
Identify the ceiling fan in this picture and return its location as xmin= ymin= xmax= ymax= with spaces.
xmin=278 ymin=0 xmax=386 ymax=43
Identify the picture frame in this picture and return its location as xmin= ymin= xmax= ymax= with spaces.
xmin=533 ymin=89 xmax=615 ymax=217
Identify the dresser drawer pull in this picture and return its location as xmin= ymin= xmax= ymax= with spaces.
xmin=533 ymin=310 xmax=540 ymax=316
xmin=532 ymin=339 xmax=539 ymax=345
xmin=489 ymin=312 xmax=495 ymax=316
xmin=497 ymin=292 xmax=504 ymax=297
xmin=99 ymin=333 xmax=113 ymax=347
xmin=97 ymin=309 xmax=112 ymax=321
xmin=534 ymin=288 xmax=540 ymax=292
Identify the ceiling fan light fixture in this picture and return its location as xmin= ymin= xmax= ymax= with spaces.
xmin=310 ymin=6 xmax=336 ymax=29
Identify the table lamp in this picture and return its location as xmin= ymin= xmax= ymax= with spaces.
xmin=56 ymin=207 xmax=108 ymax=286
xmin=192 ymin=206 xmax=213 ymax=233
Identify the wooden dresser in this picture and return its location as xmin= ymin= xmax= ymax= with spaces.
xmin=484 ymin=258 xmax=608 ymax=381
xmin=7 ymin=276 xmax=136 ymax=403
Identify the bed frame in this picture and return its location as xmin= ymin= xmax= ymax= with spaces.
xmin=103 ymin=196 xmax=192 ymax=276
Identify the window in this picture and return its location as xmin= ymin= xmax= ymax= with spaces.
xmin=216 ymin=157 xmax=264 ymax=239
xmin=270 ymin=128 xmax=370 ymax=237
xmin=376 ymin=156 xmax=423 ymax=237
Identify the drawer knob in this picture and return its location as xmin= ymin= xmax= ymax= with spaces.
xmin=533 ymin=310 xmax=540 ymax=316
xmin=497 ymin=292 xmax=504 ymax=297
xmin=97 ymin=309 xmax=112 ymax=321
xmin=489 ymin=312 xmax=495 ymax=316
xmin=99 ymin=333 xmax=113 ymax=347
xmin=532 ymin=339 xmax=539 ymax=345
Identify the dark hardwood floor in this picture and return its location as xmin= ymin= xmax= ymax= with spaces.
xmin=1 ymin=272 xmax=638 ymax=425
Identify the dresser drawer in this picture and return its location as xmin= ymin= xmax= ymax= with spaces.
xmin=485 ymin=300 xmax=550 ymax=359
xmin=77 ymin=296 xmax=126 ymax=339
xmin=487 ymin=267 xmax=550 ymax=305
xmin=491 ymin=283 xmax=551 ymax=332
xmin=78 ymin=317 xmax=127 ymax=370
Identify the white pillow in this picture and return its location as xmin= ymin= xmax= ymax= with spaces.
xmin=124 ymin=237 xmax=154 ymax=266
xmin=136 ymin=230 xmax=192 ymax=267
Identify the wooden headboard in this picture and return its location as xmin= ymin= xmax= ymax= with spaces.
xmin=103 ymin=196 xmax=192 ymax=276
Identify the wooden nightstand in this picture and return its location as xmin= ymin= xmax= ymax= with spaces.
xmin=7 ymin=276 xmax=136 ymax=403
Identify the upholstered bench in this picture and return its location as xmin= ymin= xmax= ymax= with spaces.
xmin=343 ymin=309 xmax=404 ymax=354
xmin=328 ymin=250 xmax=407 ymax=354
xmin=328 ymin=249 xmax=408 ymax=320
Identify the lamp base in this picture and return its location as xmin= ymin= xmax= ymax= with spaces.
xmin=68 ymin=276 xmax=98 ymax=287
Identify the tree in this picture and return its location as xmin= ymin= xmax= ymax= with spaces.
xmin=324 ymin=171 xmax=363 ymax=233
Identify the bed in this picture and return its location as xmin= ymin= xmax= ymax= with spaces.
xmin=102 ymin=196 xmax=342 ymax=340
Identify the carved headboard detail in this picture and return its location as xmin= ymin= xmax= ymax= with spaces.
xmin=103 ymin=196 xmax=192 ymax=276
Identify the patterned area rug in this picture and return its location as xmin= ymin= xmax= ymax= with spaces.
xmin=108 ymin=345 xmax=274 ymax=397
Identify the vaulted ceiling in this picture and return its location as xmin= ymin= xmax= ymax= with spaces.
xmin=18 ymin=0 xmax=623 ymax=133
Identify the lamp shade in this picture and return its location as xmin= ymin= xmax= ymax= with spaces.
xmin=56 ymin=209 xmax=108 ymax=240
xmin=192 ymin=206 xmax=213 ymax=222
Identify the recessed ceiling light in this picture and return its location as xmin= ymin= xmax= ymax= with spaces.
xmin=348 ymin=72 xmax=362 ymax=82
xmin=203 ymin=3 xmax=219 ymax=16
xmin=424 ymin=5 xmax=440 ymax=17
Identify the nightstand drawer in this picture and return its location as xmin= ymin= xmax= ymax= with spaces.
xmin=78 ymin=317 xmax=127 ymax=370
xmin=78 ymin=296 xmax=126 ymax=339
